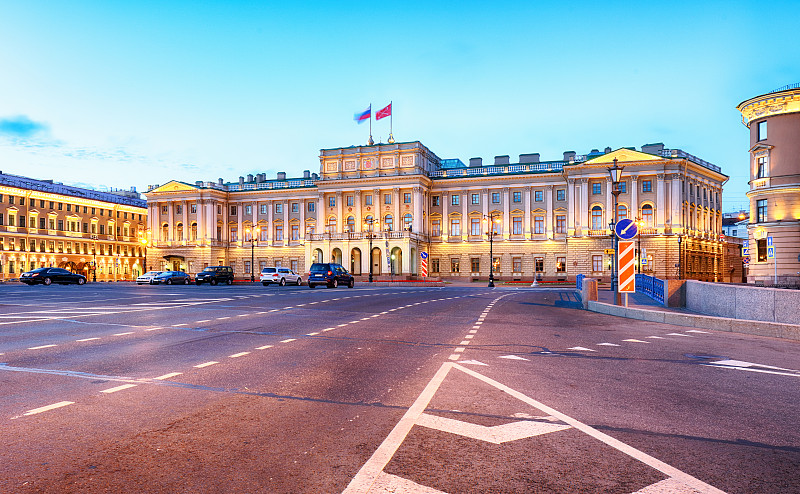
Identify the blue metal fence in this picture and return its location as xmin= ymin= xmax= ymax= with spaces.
xmin=576 ymin=273 xmax=584 ymax=291
xmin=636 ymin=273 xmax=664 ymax=304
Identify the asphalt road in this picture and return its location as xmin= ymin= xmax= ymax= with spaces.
xmin=0 ymin=282 xmax=798 ymax=493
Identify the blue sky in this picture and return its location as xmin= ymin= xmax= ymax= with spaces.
xmin=1 ymin=1 xmax=798 ymax=211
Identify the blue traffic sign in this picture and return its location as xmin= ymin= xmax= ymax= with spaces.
xmin=420 ymin=251 xmax=428 ymax=259
xmin=615 ymin=218 xmax=638 ymax=240
xmin=767 ymin=246 xmax=775 ymax=259
xmin=767 ymin=236 xmax=773 ymax=247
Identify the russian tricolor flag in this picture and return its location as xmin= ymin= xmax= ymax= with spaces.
xmin=354 ymin=105 xmax=371 ymax=124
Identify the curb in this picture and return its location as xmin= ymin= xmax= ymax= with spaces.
xmin=587 ymin=300 xmax=800 ymax=341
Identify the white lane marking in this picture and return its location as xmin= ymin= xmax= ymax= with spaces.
xmin=217 ymin=317 xmax=230 ymax=320
xmin=256 ymin=345 xmax=273 ymax=350
xmin=622 ymin=339 xmax=650 ymax=344
xmin=597 ymin=343 xmax=621 ymax=347
xmin=296 ymin=304 xmax=306 ymax=307
xmin=464 ymin=335 xmax=474 ymax=339
xmin=380 ymin=312 xmax=389 ymax=315
xmin=283 ymin=306 xmax=293 ymax=310
xmin=499 ymin=355 xmax=529 ymax=361
xmin=17 ymin=401 xmax=75 ymax=418
xmin=172 ymin=324 xmax=188 ymax=327
xmin=632 ymin=477 xmax=707 ymax=493
xmin=469 ymin=330 xmax=478 ymax=334
xmin=448 ymin=354 xmax=460 ymax=360
xmin=452 ymin=364 xmax=726 ymax=494
xmin=101 ymin=384 xmax=138 ymax=394
xmin=338 ymin=323 xmax=348 ymax=327
xmin=194 ymin=361 xmax=219 ymax=368
xmin=76 ymin=337 xmax=101 ymax=342
xmin=667 ymin=333 xmax=692 ymax=337
xmin=154 ymin=372 xmax=183 ymax=380
xmin=237 ymin=314 xmax=249 ymax=317
xmin=458 ymin=360 xmax=488 ymax=366
xmin=417 ymin=412 xmax=571 ymax=444
xmin=474 ymin=322 xmax=483 ymax=326
xmin=281 ymin=338 xmax=296 ymax=343
xmin=686 ymin=330 xmax=709 ymax=334
xmin=196 ymin=319 xmax=211 ymax=323
xmin=454 ymin=347 xmax=465 ymax=353
xmin=369 ymin=472 xmax=447 ymax=494
xmin=646 ymin=336 xmax=665 ymax=339
xmin=702 ymin=364 xmax=800 ymax=378
xmin=370 ymin=314 xmax=381 ymax=318
xmin=269 ymin=309 xmax=280 ymax=313
xmin=472 ymin=325 xmax=480 ymax=329
xmin=322 ymin=328 xmax=335 ymax=332
xmin=113 ymin=332 xmax=134 ymax=336
xmin=567 ymin=346 xmax=597 ymax=352
xmin=229 ymin=352 xmax=250 ymax=358
xmin=256 ymin=312 xmax=268 ymax=314
xmin=308 ymin=302 xmax=318 ymax=305
xmin=459 ymin=340 xmax=470 ymax=345
xmin=28 ymin=344 xmax=57 ymax=350
xmin=307 ymin=332 xmax=319 ymax=336
xmin=360 ymin=317 xmax=372 ymax=321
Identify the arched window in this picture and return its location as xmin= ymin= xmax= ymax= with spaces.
xmin=346 ymin=216 xmax=355 ymax=232
xmin=591 ymin=206 xmax=604 ymax=230
xmin=403 ymin=213 xmax=412 ymax=231
xmin=384 ymin=214 xmax=393 ymax=231
xmin=176 ymin=223 xmax=184 ymax=241
xmin=327 ymin=217 xmax=337 ymax=234
xmin=191 ymin=223 xmax=197 ymax=241
xmin=642 ymin=204 xmax=654 ymax=227
xmin=364 ymin=215 xmax=375 ymax=231
xmin=162 ymin=224 xmax=168 ymax=241
xmin=616 ymin=205 xmax=628 ymax=221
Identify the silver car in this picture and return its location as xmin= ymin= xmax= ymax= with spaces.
xmin=260 ymin=267 xmax=302 ymax=286
xmin=137 ymin=271 xmax=163 ymax=285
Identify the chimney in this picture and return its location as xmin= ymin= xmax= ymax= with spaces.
xmin=218 ymin=178 xmax=224 ymax=185
xmin=303 ymin=170 xmax=310 ymax=179
xmin=563 ymin=151 xmax=576 ymax=161
xmin=247 ymin=174 xmax=254 ymax=182
xmin=519 ymin=153 xmax=540 ymax=164
xmin=239 ymin=176 xmax=245 ymax=186
xmin=494 ymin=155 xmax=510 ymax=165
xmin=312 ymin=173 xmax=319 ymax=180
xmin=469 ymin=157 xmax=483 ymax=167
xmin=277 ymin=172 xmax=286 ymax=180
xmin=604 ymin=147 xmax=612 ymax=153
xmin=641 ymin=143 xmax=665 ymax=155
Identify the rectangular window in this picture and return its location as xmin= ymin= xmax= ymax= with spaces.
xmin=275 ymin=203 xmax=283 ymax=214
xmin=756 ymin=157 xmax=767 ymax=178
xmin=307 ymin=202 xmax=315 ymax=212
xmin=592 ymin=255 xmax=603 ymax=272
xmin=67 ymin=204 xmax=71 ymax=212
xmin=556 ymin=215 xmax=566 ymax=234
xmin=384 ymin=194 xmax=392 ymax=205
xmin=275 ymin=225 xmax=283 ymax=241
xmin=99 ymin=224 xmax=104 ymax=234
xmin=534 ymin=190 xmax=543 ymax=202
xmin=492 ymin=192 xmax=500 ymax=204
xmin=471 ymin=194 xmax=480 ymax=205
xmin=244 ymin=261 xmax=251 ymax=274
xmin=58 ymin=202 xmax=62 ymax=210
xmin=432 ymin=220 xmax=441 ymax=236
xmin=471 ymin=218 xmax=481 ymax=236
xmin=432 ymin=195 xmax=440 ymax=206
xmin=175 ymin=205 xmax=182 ymax=214
xmin=365 ymin=195 xmax=373 ymax=206
xmin=431 ymin=258 xmax=440 ymax=273
xmin=556 ymin=257 xmax=566 ymax=273
xmin=512 ymin=257 xmax=522 ymax=273
xmin=513 ymin=191 xmax=522 ymax=203
xmin=230 ymin=206 xmax=237 ymax=215
xmin=451 ymin=194 xmax=459 ymax=206
xmin=327 ymin=197 xmax=335 ymax=208
xmin=230 ymin=228 xmax=238 ymax=241
xmin=556 ymin=189 xmax=565 ymax=201
xmin=642 ymin=180 xmax=652 ymax=193
xmin=757 ymin=120 xmax=767 ymax=141
xmin=592 ymin=183 xmax=602 ymax=194
xmin=450 ymin=218 xmax=461 ymax=236
xmin=534 ymin=257 xmax=544 ymax=272
xmin=291 ymin=224 xmax=299 ymax=241
xmin=492 ymin=257 xmax=500 ymax=273
xmin=404 ymin=193 xmax=411 ymax=204
xmin=39 ymin=217 xmax=45 ymax=229
xmin=260 ymin=204 xmax=267 ymax=214
xmin=757 ymin=199 xmax=768 ymax=222
xmin=451 ymin=258 xmax=460 ymax=273
xmin=292 ymin=203 xmax=299 ymax=213
xmin=191 ymin=204 xmax=197 ymax=214
xmin=471 ymin=258 xmax=480 ymax=273
xmin=245 ymin=205 xmax=252 ymax=215
xmin=534 ymin=216 xmax=544 ymax=234
xmin=512 ymin=216 xmax=523 ymax=235
xmin=757 ymin=238 xmax=767 ymax=262
xmin=291 ymin=260 xmax=298 ymax=272
xmin=347 ymin=196 xmax=354 ymax=207
xmin=618 ymin=182 xmax=626 ymax=193
xmin=58 ymin=219 xmax=64 ymax=230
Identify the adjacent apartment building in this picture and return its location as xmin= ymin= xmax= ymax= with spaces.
xmin=737 ymin=83 xmax=800 ymax=284
xmin=0 ymin=172 xmax=148 ymax=281
xmin=145 ymin=140 xmax=730 ymax=283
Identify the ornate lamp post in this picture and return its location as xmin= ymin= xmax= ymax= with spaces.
xmin=90 ymin=234 xmax=98 ymax=282
xmin=364 ymin=217 xmax=377 ymax=282
xmin=138 ymin=230 xmax=149 ymax=277
xmin=249 ymin=226 xmax=260 ymax=282
xmin=484 ymin=213 xmax=501 ymax=288
xmin=608 ymin=158 xmax=624 ymax=305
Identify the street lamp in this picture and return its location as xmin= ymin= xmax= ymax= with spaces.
xmin=484 ymin=213 xmax=501 ymax=288
xmin=138 ymin=230 xmax=149 ymax=277
xmin=636 ymin=217 xmax=645 ymax=273
xmin=364 ymin=217 xmax=377 ymax=282
xmin=677 ymin=234 xmax=683 ymax=280
xmin=249 ymin=226 xmax=260 ymax=282
xmin=608 ymin=158 xmax=624 ymax=305
xmin=90 ymin=234 xmax=98 ymax=282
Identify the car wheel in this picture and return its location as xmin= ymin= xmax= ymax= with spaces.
xmin=210 ymin=279 xmax=218 ymax=286
xmin=184 ymin=278 xmax=190 ymax=285
xmin=279 ymin=278 xmax=286 ymax=286
xmin=296 ymin=278 xmax=302 ymax=286
xmin=226 ymin=278 xmax=233 ymax=285
xmin=348 ymin=278 xmax=354 ymax=288
xmin=329 ymin=279 xmax=338 ymax=288
xmin=308 ymin=283 xmax=315 ymax=289
xmin=167 ymin=278 xmax=173 ymax=285
xmin=43 ymin=277 xmax=52 ymax=286
xmin=77 ymin=278 xmax=86 ymax=285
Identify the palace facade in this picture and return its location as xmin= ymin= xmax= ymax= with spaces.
xmin=737 ymin=84 xmax=800 ymax=284
xmin=145 ymin=140 xmax=730 ymax=283
xmin=0 ymin=172 xmax=148 ymax=281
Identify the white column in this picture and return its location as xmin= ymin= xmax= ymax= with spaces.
xmin=197 ymin=200 xmax=204 ymax=243
xmin=393 ymin=188 xmax=401 ymax=228
xmin=442 ymin=189 xmax=449 ymax=241
xmin=523 ymin=187 xmax=531 ymax=238
xmin=282 ymin=199 xmax=288 ymax=245
xmin=656 ymin=174 xmax=666 ymax=230
xmin=502 ymin=187 xmax=510 ymax=239
xmin=461 ymin=190 xmax=468 ymax=237
xmin=567 ymin=180 xmax=575 ymax=235
xmin=605 ymin=178 xmax=613 ymax=228
xmin=545 ymin=185 xmax=553 ymax=238
xmin=237 ymin=202 xmax=243 ymax=246
xmin=336 ymin=192 xmax=343 ymax=233
xmin=579 ymin=179 xmax=589 ymax=235
xmin=671 ymin=175 xmax=681 ymax=232
xmin=167 ymin=201 xmax=174 ymax=243
xmin=413 ymin=187 xmax=422 ymax=234
xmin=299 ymin=197 xmax=306 ymax=240
xmin=630 ymin=177 xmax=639 ymax=220
xmin=267 ymin=200 xmax=273 ymax=244
xmin=317 ymin=195 xmax=325 ymax=233
xmin=354 ymin=191 xmax=362 ymax=232
xmin=182 ymin=201 xmax=189 ymax=242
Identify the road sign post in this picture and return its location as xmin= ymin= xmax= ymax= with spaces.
xmin=420 ymin=251 xmax=428 ymax=278
xmin=617 ymin=241 xmax=635 ymax=307
xmin=767 ymin=236 xmax=776 ymax=284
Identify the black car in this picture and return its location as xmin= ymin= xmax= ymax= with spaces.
xmin=20 ymin=267 xmax=87 ymax=286
xmin=151 ymin=271 xmax=191 ymax=285
xmin=195 ymin=266 xmax=234 ymax=285
xmin=307 ymin=263 xmax=354 ymax=289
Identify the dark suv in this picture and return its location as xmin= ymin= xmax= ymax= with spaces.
xmin=195 ymin=266 xmax=234 ymax=285
xmin=307 ymin=263 xmax=354 ymax=289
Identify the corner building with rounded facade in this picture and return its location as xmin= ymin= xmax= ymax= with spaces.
xmin=737 ymin=84 xmax=800 ymax=284
xmin=145 ymin=140 xmax=728 ymax=282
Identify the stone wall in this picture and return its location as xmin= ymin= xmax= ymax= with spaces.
xmin=685 ymin=280 xmax=800 ymax=325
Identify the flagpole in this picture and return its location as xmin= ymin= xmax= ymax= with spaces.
xmin=388 ymin=101 xmax=394 ymax=144
xmin=368 ymin=103 xmax=374 ymax=145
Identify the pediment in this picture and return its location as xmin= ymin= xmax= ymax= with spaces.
xmin=585 ymin=148 xmax=662 ymax=165
xmin=147 ymin=181 xmax=198 ymax=194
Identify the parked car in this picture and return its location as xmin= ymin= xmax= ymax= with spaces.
xmin=195 ymin=266 xmax=234 ymax=285
xmin=151 ymin=271 xmax=191 ymax=285
xmin=307 ymin=263 xmax=354 ymax=289
xmin=260 ymin=267 xmax=302 ymax=286
xmin=136 ymin=271 xmax=163 ymax=285
xmin=20 ymin=267 xmax=86 ymax=286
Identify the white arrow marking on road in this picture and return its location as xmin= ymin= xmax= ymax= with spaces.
xmin=368 ymin=472 xmax=446 ymax=493
xmin=632 ymin=477 xmax=707 ymax=493
xmin=703 ymin=359 xmax=800 ymax=377
xmin=416 ymin=413 xmax=571 ymax=444
xmin=568 ymin=347 xmax=597 ymax=352
xmin=499 ymin=355 xmax=530 ymax=361
xmin=458 ymin=360 xmax=488 ymax=366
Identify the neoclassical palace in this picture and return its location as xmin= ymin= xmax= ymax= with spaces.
xmin=0 ymin=172 xmax=147 ymax=281
xmin=145 ymin=140 xmax=729 ymax=282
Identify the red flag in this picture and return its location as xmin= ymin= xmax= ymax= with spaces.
xmin=376 ymin=103 xmax=392 ymax=120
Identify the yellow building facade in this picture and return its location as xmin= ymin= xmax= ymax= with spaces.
xmin=145 ymin=140 xmax=728 ymax=282
xmin=0 ymin=172 xmax=148 ymax=281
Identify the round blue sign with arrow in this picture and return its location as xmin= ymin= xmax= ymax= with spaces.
xmin=615 ymin=218 xmax=638 ymax=240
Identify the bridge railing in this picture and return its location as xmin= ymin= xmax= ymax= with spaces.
xmin=636 ymin=273 xmax=664 ymax=304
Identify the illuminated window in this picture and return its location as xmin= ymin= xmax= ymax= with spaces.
xmin=384 ymin=214 xmax=393 ymax=231
xmin=757 ymin=199 xmax=767 ymax=223
xmin=591 ymin=206 xmax=604 ymax=229
xmin=512 ymin=257 xmax=522 ymax=272
xmin=534 ymin=257 xmax=544 ymax=272
xmin=449 ymin=218 xmax=460 ymax=236
xmin=556 ymin=215 xmax=566 ymax=234
xmin=492 ymin=257 xmax=500 ymax=273
xmin=403 ymin=213 xmax=412 ymax=230
xmin=471 ymin=218 xmax=481 ymax=235
xmin=512 ymin=216 xmax=523 ymax=235
xmin=641 ymin=205 xmax=654 ymax=226
xmin=556 ymin=257 xmax=566 ymax=273
xmin=432 ymin=220 xmax=441 ymax=236
xmin=534 ymin=216 xmax=544 ymax=234
xmin=592 ymin=255 xmax=603 ymax=272
xmin=451 ymin=258 xmax=460 ymax=273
